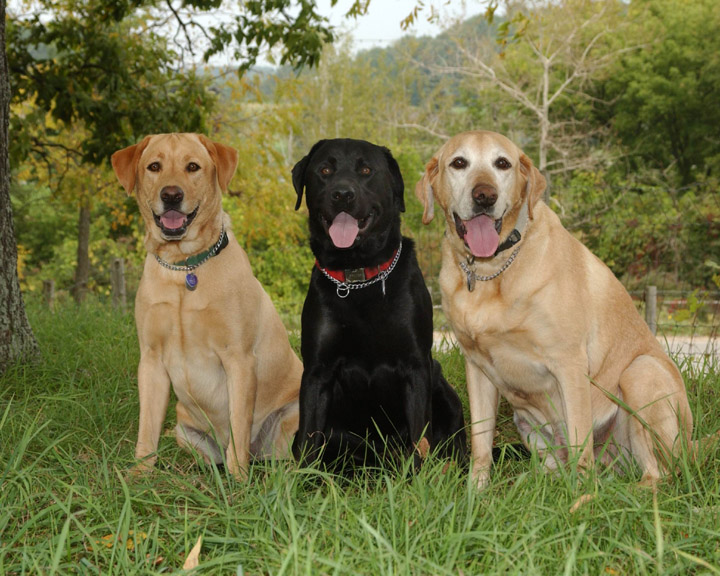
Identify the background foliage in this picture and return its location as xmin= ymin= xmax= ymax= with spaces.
xmin=8 ymin=0 xmax=720 ymax=322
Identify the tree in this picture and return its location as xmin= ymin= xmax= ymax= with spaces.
xmin=1 ymin=0 xmax=39 ymax=373
xmin=424 ymin=0 xmax=636 ymax=182
xmin=605 ymin=0 xmax=720 ymax=186
xmin=1 ymin=0 xmax=364 ymax=373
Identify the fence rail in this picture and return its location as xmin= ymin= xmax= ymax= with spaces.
xmin=432 ymin=285 xmax=719 ymax=362
xmin=46 ymin=259 xmax=720 ymax=362
xmin=632 ymin=287 xmax=719 ymax=364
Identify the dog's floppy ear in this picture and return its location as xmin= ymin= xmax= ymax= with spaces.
xmin=292 ymin=139 xmax=327 ymax=211
xmin=415 ymin=156 xmax=439 ymax=224
xmin=382 ymin=147 xmax=405 ymax=213
xmin=111 ymin=135 xmax=152 ymax=196
xmin=198 ymin=134 xmax=239 ymax=193
xmin=519 ymin=153 xmax=546 ymax=220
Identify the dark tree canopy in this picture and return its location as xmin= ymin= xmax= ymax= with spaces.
xmin=1 ymin=0 xmax=360 ymax=373
xmin=6 ymin=0 xmax=341 ymax=163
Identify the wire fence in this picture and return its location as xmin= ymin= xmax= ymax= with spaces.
xmin=41 ymin=254 xmax=720 ymax=363
xmin=430 ymin=287 xmax=720 ymax=363
xmin=632 ymin=289 xmax=719 ymax=364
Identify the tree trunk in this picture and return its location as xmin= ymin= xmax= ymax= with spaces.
xmin=0 ymin=0 xmax=40 ymax=374
xmin=72 ymin=198 xmax=91 ymax=304
xmin=539 ymin=59 xmax=551 ymax=203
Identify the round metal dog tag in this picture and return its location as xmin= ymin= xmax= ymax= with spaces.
xmin=185 ymin=273 xmax=198 ymax=291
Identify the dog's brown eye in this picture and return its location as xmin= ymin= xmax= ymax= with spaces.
xmin=495 ymin=157 xmax=512 ymax=170
xmin=147 ymin=162 xmax=161 ymax=172
xmin=359 ymin=166 xmax=371 ymax=175
xmin=320 ymin=166 xmax=333 ymax=176
xmin=450 ymin=157 xmax=467 ymax=169
xmin=187 ymin=162 xmax=200 ymax=172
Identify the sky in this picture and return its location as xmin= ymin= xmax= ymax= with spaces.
xmin=7 ymin=0 xmax=485 ymax=66
xmin=314 ymin=0 xmax=484 ymax=50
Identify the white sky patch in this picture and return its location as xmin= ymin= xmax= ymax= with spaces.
xmin=316 ymin=0 xmax=485 ymax=49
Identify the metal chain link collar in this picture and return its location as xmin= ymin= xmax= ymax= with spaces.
xmin=153 ymin=226 xmax=226 ymax=291
xmin=459 ymin=245 xmax=521 ymax=291
xmin=318 ymin=239 xmax=403 ymax=298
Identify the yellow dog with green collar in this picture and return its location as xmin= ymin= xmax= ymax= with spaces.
xmin=112 ymin=133 xmax=301 ymax=477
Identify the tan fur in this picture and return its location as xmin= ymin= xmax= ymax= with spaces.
xmin=112 ymin=133 xmax=302 ymax=477
xmin=416 ymin=130 xmax=692 ymax=488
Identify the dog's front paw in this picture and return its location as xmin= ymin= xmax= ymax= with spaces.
xmin=225 ymin=448 xmax=250 ymax=481
xmin=471 ymin=465 xmax=491 ymax=490
xmin=128 ymin=456 xmax=157 ymax=476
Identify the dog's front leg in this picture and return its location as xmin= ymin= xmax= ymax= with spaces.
xmin=134 ymin=352 xmax=171 ymax=472
xmin=558 ymin=368 xmax=595 ymax=474
xmin=223 ymin=354 xmax=258 ymax=479
xmin=292 ymin=368 xmax=331 ymax=465
xmin=405 ymin=368 xmax=433 ymax=468
xmin=466 ymin=359 xmax=499 ymax=489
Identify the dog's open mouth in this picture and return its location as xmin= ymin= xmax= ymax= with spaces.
xmin=454 ymin=213 xmax=502 ymax=258
xmin=153 ymin=205 xmax=199 ymax=238
xmin=323 ymin=209 xmax=377 ymax=249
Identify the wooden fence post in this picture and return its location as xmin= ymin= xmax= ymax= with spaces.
xmin=43 ymin=279 xmax=55 ymax=309
xmin=645 ymin=285 xmax=657 ymax=335
xmin=111 ymin=258 xmax=126 ymax=309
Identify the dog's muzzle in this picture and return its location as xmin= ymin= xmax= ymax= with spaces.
xmin=322 ymin=207 xmax=378 ymax=249
xmin=152 ymin=205 xmax=199 ymax=238
xmin=454 ymin=212 xmax=502 ymax=239
xmin=454 ymin=212 xmax=503 ymax=259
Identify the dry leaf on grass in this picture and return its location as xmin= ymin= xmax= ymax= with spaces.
xmin=569 ymin=494 xmax=595 ymax=513
xmin=183 ymin=535 xmax=203 ymax=570
xmin=92 ymin=530 xmax=147 ymax=551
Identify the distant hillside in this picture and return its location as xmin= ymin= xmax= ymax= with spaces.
xmin=206 ymin=13 xmax=498 ymax=102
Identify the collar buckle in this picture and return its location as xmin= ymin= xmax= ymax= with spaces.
xmin=345 ymin=268 xmax=368 ymax=283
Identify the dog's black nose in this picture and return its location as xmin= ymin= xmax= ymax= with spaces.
xmin=472 ymin=184 xmax=497 ymax=208
xmin=161 ymin=186 xmax=184 ymax=205
xmin=331 ymin=189 xmax=355 ymax=204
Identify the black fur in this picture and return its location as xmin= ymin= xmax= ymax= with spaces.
xmin=291 ymin=138 xmax=466 ymax=470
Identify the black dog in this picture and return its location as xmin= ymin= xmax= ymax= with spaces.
xmin=291 ymin=138 xmax=466 ymax=470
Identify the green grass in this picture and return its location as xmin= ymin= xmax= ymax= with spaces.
xmin=1 ymin=299 xmax=720 ymax=575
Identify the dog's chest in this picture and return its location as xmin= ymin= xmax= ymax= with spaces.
xmin=138 ymin=289 xmax=230 ymax=397
xmin=445 ymin=286 xmax=556 ymax=393
xmin=332 ymin=314 xmax=418 ymax=364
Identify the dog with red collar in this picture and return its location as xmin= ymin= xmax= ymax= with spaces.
xmin=291 ymin=138 xmax=466 ymax=470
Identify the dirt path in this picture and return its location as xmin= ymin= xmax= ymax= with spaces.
xmin=433 ymin=332 xmax=719 ymax=365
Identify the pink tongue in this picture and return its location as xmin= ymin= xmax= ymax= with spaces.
xmin=328 ymin=212 xmax=359 ymax=248
xmin=465 ymin=215 xmax=499 ymax=258
xmin=160 ymin=210 xmax=186 ymax=230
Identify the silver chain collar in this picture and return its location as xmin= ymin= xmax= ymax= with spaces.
xmin=459 ymin=245 xmax=521 ymax=292
xmin=319 ymin=239 xmax=403 ymax=298
xmin=154 ymin=226 xmax=226 ymax=291
xmin=154 ymin=226 xmax=226 ymax=272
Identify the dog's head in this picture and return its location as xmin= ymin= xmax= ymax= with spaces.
xmin=415 ymin=131 xmax=546 ymax=259
xmin=111 ymin=133 xmax=238 ymax=251
xmin=292 ymin=138 xmax=405 ymax=264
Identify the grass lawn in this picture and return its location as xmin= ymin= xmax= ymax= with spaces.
xmin=2 ymin=299 xmax=719 ymax=575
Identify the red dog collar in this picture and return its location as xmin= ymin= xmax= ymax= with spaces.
xmin=315 ymin=246 xmax=400 ymax=284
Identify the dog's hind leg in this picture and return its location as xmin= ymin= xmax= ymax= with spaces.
xmin=618 ymin=354 xmax=692 ymax=485
xmin=175 ymin=403 xmax=224 ymax=465
xmin=251 ymin=401 xmax=300 ymax=459
xmin=175 ymin=424 xmax=224 ymax=465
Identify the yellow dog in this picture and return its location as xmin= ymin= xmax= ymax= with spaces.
xmin=417 ymin=130 xmax=692 ymax=487
xmin=112 ymin=133 xmax=302 ymax=477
